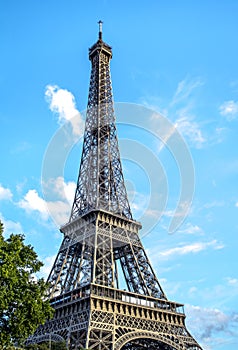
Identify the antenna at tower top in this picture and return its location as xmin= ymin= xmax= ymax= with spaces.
xmin=98 ymin=20 xmax=103 ymax=40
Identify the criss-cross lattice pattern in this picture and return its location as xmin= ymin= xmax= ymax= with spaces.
xmin=70 ymin=37 xmax=132 ymax=221
xmin=26 ymin=285 xmax=202 ymax=349
xmin=27 ymin=27 xmax=203 ymax=350
xmin=46 ymin=211 xmax=165 ymax=299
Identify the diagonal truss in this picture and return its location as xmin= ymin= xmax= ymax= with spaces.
xmin=27 ymin=23 xmax=203 ymax=350
xmin=70 ymin=34 xmax=132 ymax=221
xmin=46 ymin=211 xmax=166 ymax=299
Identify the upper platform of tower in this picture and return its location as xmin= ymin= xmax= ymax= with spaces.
xmin=88 ymin=20 xmax=112 ymax=60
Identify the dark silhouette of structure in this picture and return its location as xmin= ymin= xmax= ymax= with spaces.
xmin=27 ymin=22 xmax=203 ymax=350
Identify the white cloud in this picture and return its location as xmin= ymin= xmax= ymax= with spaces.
xmin=44 ymin=176 xmax=76 ymax=203
xmin=185 ymin=278 xmax=238 ymax=312
xmin=204 ymin=200 xmax=225 ymax=209
xmin=163 ymin=200 xmax=192 ymax=219
xmin=3 ymin=219 xmax=23 ymax=235
xmin=149 ymin=111 xmax=178 ymax=153
xmin=41 ymin=177 xmax=76 ymax=225
xmin=64 ymin=181 xmax=76 ymax=203
xmin=18 ymin=177 xmax=76 ymax=226
xmin=186 ymin=304 xmax=238 ymax=349
xmin=151 ymin=107 xmax=205 ymax=151
xmin=18 ymin=189 xmax=49 ymax=220
xmin=45 ymin=84 xmax=84 ymax=137
xmin=130 ymin=192 xmax=148 ymax=213
xmin=0 ymin=184 xmax=13 ymax=201
xmin=171 ymin=77 xmax=204 ymax=106
xmin=146 ymin=77 xmax=206 ymax=149
xmin=171 ymin=78 xmax=206 ymax=149
xmin=46 ymin=200 xmax=71 ymax=226
xmin=175 ymin=115 xmax=205 ymax=149
xmin=212 ymin=127 xmax=227 ymax=144
xmin=0 ymin=213 xmax=23 ymax=236
xmin=177 ymin=222 xmax=203 ymax=235
xmin=38 ymin=255 xmax=56 ymax=279
xmin=188 ymin=286 xmax=198 ymax=295
xmin=219 ymin=100 xmax=238 ymax=121
xmin=157 ymin=123 xmax=176 ymax=153
xmin=145 ymin=208 xmax=162 ymax=218
xmin=159 ymin=239 xmax=224 ymax=258
xmin=226 ymin=277 xmax=238 ymax=287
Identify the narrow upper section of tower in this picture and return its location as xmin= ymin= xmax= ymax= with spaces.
xmin=89 ymin=21 xmax=112 ymax=61
xmin=69 ymin=21 xmax=133 ymax=221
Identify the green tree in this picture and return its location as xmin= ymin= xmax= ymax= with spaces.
xmin=0 ymin=221 xmax=54 ymax=347
xmin=25 ymin=341 xmax=67 ymax=350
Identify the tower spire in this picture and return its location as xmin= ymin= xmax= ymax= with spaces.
xmin=98 ymin=19 xmax=103 ymax=40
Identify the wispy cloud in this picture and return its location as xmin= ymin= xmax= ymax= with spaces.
xmin=219 ymin=100 xmax=238 ymax=121
xmin=174 ymin=115 xmax=205 ymax=149
xmin=159 ymin=239 xmax=224 ymax=258
xmin=0 ymin=184 xmax=13 ymax=201
xmin=204 ymin=200 xmax=225 ymax=209
xmin=171 ymin=77 xmax=204 ymax=106
xmin=152 ymin=77 xmax=206 ymax=150
xmin=145 ymin=208 xmax=162 ymax=218
xmin=186 ymin=304 xmax=238 ymax=349
xmin=129 ymin=191 xmax=149 ymax=216
xmin=163 ymin=200 xmax=193 ymax=219
xmin=10 ymin=141 xmax=32 ymax=154
xmin=186 ymin=277 xmax=238 ymax=311
xmin=176 ymin=222 xmax=204 ymax=235
xmin=142 ymin=78 xmax=231 ymax=153
xmin=211 ymin=127 xmax=227 ymax=145
xmin=157 ymin=122 xmax=176 ymax=153
xmin=226 ymin=277 xmax=238 ymax=287
xmin=45 ymin=84 xmax=84 ymax=137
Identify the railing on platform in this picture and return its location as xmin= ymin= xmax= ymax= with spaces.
xmin=49 ymin=283 xmax=184 ymax=315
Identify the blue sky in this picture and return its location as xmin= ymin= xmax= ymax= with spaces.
xmin=1 ymin=1 xmax=238 ymax=349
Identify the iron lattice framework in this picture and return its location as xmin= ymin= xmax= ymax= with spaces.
xmin=70 ymin=26 xmax=132 ymax=221
xmin=27 ymin=23 xmax=203 ymax=350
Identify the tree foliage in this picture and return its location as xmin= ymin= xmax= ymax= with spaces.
xmin=0 ymin=221 xmax=54 ymax=347
xmin=25 ymin=341 xmax=67 ymax=350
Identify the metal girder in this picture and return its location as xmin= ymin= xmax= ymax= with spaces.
xmin=70 ymin=36 xmax=132 ymax=221
xmin=47 ymin=210 xmax=165 ymax=299
xmin=28 ymin=27 xmax=203 ymax=350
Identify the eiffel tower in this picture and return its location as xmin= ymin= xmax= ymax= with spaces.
xmin=27 ymin=22 xmax=203 ymax=350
